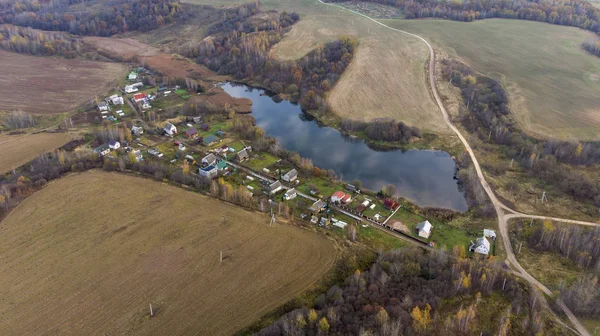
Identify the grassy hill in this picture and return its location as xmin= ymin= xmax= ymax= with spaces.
xmin=0 ymin=171 xmax=337 ymax=335
xmin=382 ymin=18 xmax=600 ymax=141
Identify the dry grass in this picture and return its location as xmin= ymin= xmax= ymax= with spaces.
xmin=0 ymin=50 xmax=127 ymax=114
xmin=187 ymin=0 xmax=450 ymax=134
xmin=383 ymin=19 xmax=600 ymax=141
xmin=0 ymin=132 xmax=72 ymax=174
xmin=84 ymin=36 xmax=161 ymax=60
xmin=0 ymin=171 xmax=337 ymax=335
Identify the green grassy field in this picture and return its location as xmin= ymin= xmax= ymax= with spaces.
xmin=382 ymin=18 xmax=600 ymax=141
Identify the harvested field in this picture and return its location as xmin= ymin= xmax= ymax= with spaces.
xmin=188 ymin=0 xmax=449 ymax=134
xmin=0 ymin=171 xmax=336 ymax=335
xmin=0 ymin=50 xmax=126 ymax=114
xmin=0 ymin=132 xmax=72 ymax=174
xmin=193 ymin=87 xmax=253 ymax=113
xmin=383 ymin=19 xmax=600 ymax=141
xmin=144 ymin=54 xmax=215 ymax=80
xmin=84 ymin=36 xmax=160 ymax=60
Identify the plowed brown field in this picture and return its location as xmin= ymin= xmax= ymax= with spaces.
xmin=0 ymin=132 xmax=72 ymax=174
xmin=0 ymin=51 xmax=126 ymax=114
xmin=0 ymin=171 xmax=337 ymax=335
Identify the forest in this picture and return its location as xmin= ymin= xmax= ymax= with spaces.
xmin=440 ymin=59 xmax=600 ymax=207
xmin=189 ymin=3 xmax=355 ymax=116
xmin=0 ymin=0 xmax=186 ymax=36
xmin=512 ymin=220 xmax=600 ymax=318
xmin=325 ymin=0 xmax=600 ymax=34
xmin=340 ymin=118 xmax=422 ymax=143
xmin=257 ymin=247 xmax=566 ymax=335
xmin=0 ymin=25 xmax=89 ymax=57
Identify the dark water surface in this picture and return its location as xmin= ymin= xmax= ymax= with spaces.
xmin=221 ymin=83 xmax=468 ymax=212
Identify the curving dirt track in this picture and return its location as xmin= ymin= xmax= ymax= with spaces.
xmin=317 ymin=1 xmax=599 ymax=334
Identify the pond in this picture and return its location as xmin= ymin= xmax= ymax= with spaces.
xmin=221 ymin=83 xmax=468 ymax=212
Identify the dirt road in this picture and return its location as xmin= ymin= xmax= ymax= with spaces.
xmin=317 ymin=1 xmax=598 ymax=334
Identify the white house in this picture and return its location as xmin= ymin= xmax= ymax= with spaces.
xmin=416 ymin=220 xmax=433 ymax=239
xmin=470 ymin=236 xmax=491 ymax=255
xmin=284 ymin=188 xmax=297 ymax=201
xmin=282 ymin=169 xmax=298 ymax=182
xmin=131 ymin=126 xmax=144 ymax=136
xmin=93 ymin=144 xmax=111 ymax=156
xmin=124 ymin=85 xmax=138 ymax=93
xmin=128 ymin=71 xmax=137 ymax=81
xmin=164 ymin=122 xmax=177 ymax=136
xmin=132 ymin=149 xmax=143 ymax=162
xmin=483 ymin=229 xmax=497 ymax=240
xmin=108 ymin=140 xmax=121 ymax=150
xmin=331 ymin=191 xmax=352 ymax=204
xmin=268 ymin=181 xmax=283 ymax=195
xmin=109 ymin=95 xmax=124 ymax=105
xmin=332 ymin=221 xmax=348 ymax=229
xmin=98 ymin=102 xmax=109 ymax=112
xmin=199 ymin=165 xmax=218 ymax=179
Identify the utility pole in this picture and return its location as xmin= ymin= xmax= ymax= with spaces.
xmin=220 ymin=251 xmax=223 ymax=263
xmin=541 ymin=191 xmax=547 ymax=203
xmin=488 ymin=129 xmax=492 ymax=140
xmin=149 ymin=303 xmax=154 ymax=317
xmin=502 ymin=278 xmax=507 ymax=291
xmin=530 ymin=218 xmax=534 ymax=227
xmin=518 ymin=242 xmax=522 ymax=254
xmin=510 ymin=158 xmax=514 ymax=168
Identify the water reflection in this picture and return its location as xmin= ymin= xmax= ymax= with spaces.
xmin=222 ymin=83 xmax=468 ymax=212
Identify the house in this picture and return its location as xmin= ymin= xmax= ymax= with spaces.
xmin=200 ymin=123 xmax=210 ymax=131
xmin=202 ymin=135 xmax=218 ymax=146
xmin=97 ymin=102 xmax=109 ymax=112
xmin=202 ymin=153 xmax=217 ymax=166
xmin=185 ymin=128 xmax=198 ymax=139
xmin=483 ymin=229 xmax=497 ymax=240
xmin=416 ymin=220 xmax=433 ymax=239
xmin=332 ymin=220 xmax=348 ymax=229
xmin=469 ymin=236 xmax=491 ymax=255
xmin=216 ymin=130 xmax=226 ymax=137
xmin=220 ymin=145 xmax=229 ymax=153
xmin=268 ymin=181 xmax=283 ymax=195
xmin=131 ymin=126 xmax=144 ymax=136
xmin=216 ymin=160 xmax=228 ymax=171
xmin=319 ymin=217 xmax=330 ymax=227
xmin=330 ymin=191 xmax=351 ymax=204
xmin=237 ymin=149 xmax=249 ymax=161
xmin=124 ymin=85 xmax=138 ymax=93
xmin=110 ymin=95 xmax=124 ymax=105
xmin=384 ymin=198 xmax=399 ymax=210
xmin=128 ymin=71 xmax=137 ymax=80
xmin=108 ymin=140 xmax=121 ymax=150
xmin=185 ymin=155 xmax=196 ymax=165
xmin=374 ymin=214 xmax=382 ymax=221
xmin=345 ymin=184 xmax=357 ymax=192
xmin=132 ymin=82 xmax=144 ymax=88
xmin=361 ymin=200 xmax=370 ymax=207
xmin=132 ymin=149 xmax=143 ymax=162
xmin=164 ymin=122 xmax=177 ymax=136
xmin=310 ymin=215 xmax=319 ymax=224
xmin=282 ymin=169 xmax=298 ymax=182
xmin=116 ymin=110 xmax=125 ymax=117
xmin=309 ymin=199 xmax=327 ymax=213
xmin=192 ymin=116 xmax=202 ymax=123
xmin=199 ymin=165 xmax=218 ymax=179
xmin=133 ymin=93 xmax=146 ymax=103
xmin=142 ymin=102 xmax=152 ymax=110
xmin=284 ymin=188 xmax=297 ymax=201
xmin=93 ymin=144 xmax=111 ymax=156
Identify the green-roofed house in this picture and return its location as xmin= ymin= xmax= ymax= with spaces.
xmin=93 ymin=144 xmax=111 ymax=156
xmin=202 ymin=135 xmax=218 ymax=146
xmin=216 ymin=160 xmax=228 ymax=171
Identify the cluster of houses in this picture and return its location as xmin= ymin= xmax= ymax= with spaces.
xmin=125 ymin=82 xmax=144 ymax=94
xmin=199 ymin=152 xmax=228 ymax=179
xmin=92 ymin=140 xmax=143 ymax=162
xmin=97 ymin=94 xmax=126 ymax=121
xmin=132 ymin=93 xmax=153 ymax=110
xmin=330 ymin=191 xmax=352 ymax=204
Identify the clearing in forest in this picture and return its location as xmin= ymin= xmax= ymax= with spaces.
xmin=0 ymin=171 xmax=337 ymax=335
xmin=184 ymin=0 xmax=450 ymax=135
xmin=0 ymin=50 xmax=126 ymax=114
xmin=382 ymin=19 xmax=600 ymax=141
xmin=0 ymin=132 xmax=72 ymax=174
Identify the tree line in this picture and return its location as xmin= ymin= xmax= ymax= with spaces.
xmin=340 ymin=118 xmax=422 ymax=144
xmin=257 ymin=247 xmax=564 ymax=335
xmin=0 ymin=0 xmax=187 ymax=36
xmin=583 ymin=38 xmax=600 ymax=57
xmin=0 ymin=25 xmax=89 ymax=57
xmin=441 ymin=59 xmax=600 ymax=207
xmin=325 ymin=0 xmax=600 ymax=34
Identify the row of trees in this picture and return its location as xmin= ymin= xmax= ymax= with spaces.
xmin=325 ymin=0 xmax=600 ymax=34
xmin=0 ymin=25 xmax=89 ymax=57
xmin=340 ymin=118 xmax=422 ymax=143
xmin=258 ymin=247 xmax=558 ymax=335
xmin=440 ymin=59 xmax=600 ymax=206
xmin=0 ymin=0 xmax=187 ymax=36
xmin=583 ymin=38 xmax=600 ymax=57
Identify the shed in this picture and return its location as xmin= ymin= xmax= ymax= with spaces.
xmin=108 ymin=140 xmax=121 ymax=150
xmin=469 ymin=236 xmax=491 ymax=255
xmin=202 ymin=153 xmax=217 ymax=166
xmin=185 ymin=128 xmax=198 ymax=139
xmin=282 ymin=169 xmax=298 ymax=182
xmin=202 ymin=135 xmax=218 ymax=146
xmin=284 ymin=188 xmax=297 ymax=201
xmin=268 ymin=181 xmax=283 ymax=195
xmin=416 ymin=220 xmax=433 ymax=239
xmin=237 ymin=149 xmax=249 ymax=161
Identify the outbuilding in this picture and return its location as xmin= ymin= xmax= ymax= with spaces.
xmin=416 ymin=220 xmax=433 ymax=239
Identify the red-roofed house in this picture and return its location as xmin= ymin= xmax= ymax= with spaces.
xmin=330 ymin=191 xmax=351 ymax=204
xmin=133 ymin=93 xmax=146 ymax=103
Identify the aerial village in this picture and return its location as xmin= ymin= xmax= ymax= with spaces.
xmin=85 ymin=67 xmax=496 ymax=255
